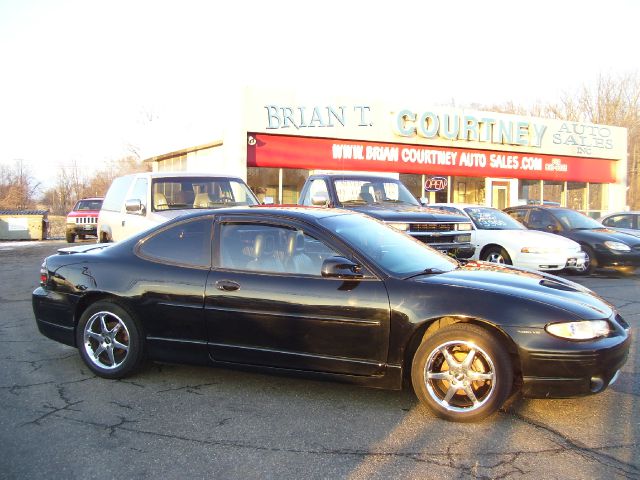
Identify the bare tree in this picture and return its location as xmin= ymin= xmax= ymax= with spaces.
xmin=40 ymin=155 xmax=151 ymax=214
xmin=0 ymin=160 xmax=41 ymax=210
xmin=479 ymin=73 xmax=640 ymax=209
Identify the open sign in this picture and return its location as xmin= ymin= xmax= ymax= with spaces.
xmin=424 ymin=176 xmax=448 ymax=192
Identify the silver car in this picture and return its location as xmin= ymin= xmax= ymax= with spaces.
xmin=598 ymin=211 xmax=640 ymax=238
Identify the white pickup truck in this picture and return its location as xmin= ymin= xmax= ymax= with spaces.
xmin=98 ymin=172 xmax=259 ymax=242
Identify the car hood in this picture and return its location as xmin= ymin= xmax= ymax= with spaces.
xmin=416 ymin=261 xmax=613 ymax=320
xmin=567 ymin=228 xmax=640 ymax=245
xmin=346 ymin=204 xmax=467 ymax=223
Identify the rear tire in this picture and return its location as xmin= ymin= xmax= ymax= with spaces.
xmin=76 ymin=300 xmax=144 ymax=379
xmin=411 ymin=323 xmax=513 ymax=422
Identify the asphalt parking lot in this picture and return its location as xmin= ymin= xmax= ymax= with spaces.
xmin=1 ymin=240 xmax=638 ymax=479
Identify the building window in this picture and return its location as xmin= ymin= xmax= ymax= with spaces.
xmin=567 ymin=182 xmax=587 ymax=212
xmin=543 ymin=181 xmax=563 ymax=205
xmin=588 ymin=183 xmax=608 ymax=218
xmin=247 ymin=167 xmax=309 ymax=204
xmin=518 ymin=180 xmax=541 ymax=205
xmin=157 ymin=155 xmax=187 ymax=172
xmin=452 ymin=176 xmax=485 ymax=204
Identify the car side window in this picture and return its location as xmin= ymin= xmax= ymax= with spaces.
xmin=138 ymin=218 xmax=212 ymax=268
xmin=300 ymin=179 xmax=329 ymax=206
xmin=102 ymin=176 xmax=134 ymax=212
xmin=527 ymin=209 xmax=559 ymax=230
xmin=506 ymin=209 xmax=527 ymax=224
xmin=603 ymin=214 xmax=634 ymax=229
xmin=129 ymin=178 xmax=148 ymax=212
xmin=219 ymin=222 xmax=340 ymax=276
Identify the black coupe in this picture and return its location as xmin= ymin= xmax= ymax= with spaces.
xmin=504 ymin=205 xmax=640 ymax=275
xmin=33 ymin=207 xmax=630 ymax=422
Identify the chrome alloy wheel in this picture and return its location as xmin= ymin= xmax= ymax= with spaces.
xmin=424 ymin=340 xmax=496 ymax=413
xmin=83 ymin=311 xmax=130 ymax=370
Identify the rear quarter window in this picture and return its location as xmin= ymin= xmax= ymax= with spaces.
xmin=138 ymin=218 xmax=212 ymax=268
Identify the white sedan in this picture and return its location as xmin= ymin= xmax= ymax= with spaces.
xmin=431 ymin=204 xmax=586 ymax=272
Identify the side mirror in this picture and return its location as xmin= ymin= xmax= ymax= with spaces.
xmin=125 ymin=199 xmax=145 ymax=215
xmin=321 ymin=256 xmax=364 ymax=279
xmin=545 ymin=224 xmax=559 ymax=233
xmin=311 ymin=194 xmax=330 ymax=206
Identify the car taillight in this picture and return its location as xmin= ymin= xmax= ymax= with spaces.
xmin=40 ymin=261 xmax=48 ymax=285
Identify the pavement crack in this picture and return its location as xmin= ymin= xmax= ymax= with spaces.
xmin=156 ymin=382 xmax=219 ymax=395
xmin=504 ymin=411 xmax=640 ymax=478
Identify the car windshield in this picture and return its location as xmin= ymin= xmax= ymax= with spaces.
xmin=333 ymin=178 xmax=420 ymax=206
xmin=75 ymin=200 xmax=103 ymax=211
xmin=151 ymin=177 xmax=259 ymax=211
xmin=464 ymin=207 xmax=525 ymax=230
xmin=554 ymin=209 xmax=603 ymax=229
xmin=319 ymin=213 xmax=458 ymax=277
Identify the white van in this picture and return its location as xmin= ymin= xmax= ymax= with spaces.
xmin=98 ymin=172 xmax=259 ymax=242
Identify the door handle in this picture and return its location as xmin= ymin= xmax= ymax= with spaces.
xmin=215 ymin=280 xmax=240 ymax=292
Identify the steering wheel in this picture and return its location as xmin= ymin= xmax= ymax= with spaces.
xmin=219 ymin=196 xmax=233 ymax=203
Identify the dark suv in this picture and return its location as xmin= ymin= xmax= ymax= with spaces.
xmin=504 ymin=205 xmax=640 ymax=274
xmin=298 ymin=174 xmax=474 ymax=259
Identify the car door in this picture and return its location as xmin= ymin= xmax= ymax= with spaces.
xmin=204 ymin=214 xmax=391 ymax=376
xmin=133 ymin=216 xmax=214 ymax=362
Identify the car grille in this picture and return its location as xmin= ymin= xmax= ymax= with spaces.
xmin=74 ymin=217 xmax=97 ymax=225
xmin=410 ymin=223 xmax=456 ymax=232
xmin=415 ymin=235 xmax=458 ymax=244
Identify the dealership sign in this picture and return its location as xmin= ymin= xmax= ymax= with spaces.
xmin=247 ymin=134 xmax=617 ymax=183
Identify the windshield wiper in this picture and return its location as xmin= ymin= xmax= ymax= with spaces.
xmin=404 ymin=267 xmax=448 ymax=279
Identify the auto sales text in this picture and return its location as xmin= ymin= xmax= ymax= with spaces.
xmin=332 ymin=144 xmax=547 ymax=172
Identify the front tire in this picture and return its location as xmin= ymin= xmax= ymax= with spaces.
xmin=76 ymin=300 xmax=144 ymax=379
xmin=66 ymin=231 xmax=76 ymax=243
xmin=411 ymin=323 xmax=513 ymax=422
xmin=482 ymin=246 xmax=512 ymax=265
xmin=574 ymin=245 xmax=597 ymax=275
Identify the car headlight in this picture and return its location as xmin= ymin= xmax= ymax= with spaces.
xmin=389 ymin=223 xmax=409 ymax=231
xmin=604 ymin=241 xmax=631 ymax=251
xmin=521 ymin=247 xmax=560 ymax=254
xmin=545 ymin=320 xmax=610 ymax=340
xmin=456 ymin=223 xmax=472 ymax=231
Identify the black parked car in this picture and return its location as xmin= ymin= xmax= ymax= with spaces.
xmin=33 ymin=207 xmax=630 ymax=422
xmin=504 ymin=205 xmax=640 ymax=275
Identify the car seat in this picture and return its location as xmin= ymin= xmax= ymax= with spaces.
xmin=284 ymin=231 xmax=315 ymax=274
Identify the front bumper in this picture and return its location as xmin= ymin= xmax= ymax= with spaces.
xmin=424 ymin=242 xmax=475 ymax=259
xmin=67 ymin=224 xmax=98 ymax=236
xmin=595 ymin=247 xmax=640 ymax=269
xmin=503 ymin=315 xmax=631 ymax=398
xmin=514 ymin=251 xmax=586 ymax=272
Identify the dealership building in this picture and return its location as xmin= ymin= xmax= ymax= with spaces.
xmin=142 ymin=87 xmax=629 ymax=217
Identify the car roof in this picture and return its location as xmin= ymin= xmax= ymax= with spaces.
xmin=310 ymin=173 xmax=398 ymax=181
xmin=505 ymin=205 xmax=568 ymax=210
xmin=123 ymin=171 xmax=245 ymax=180
xmin=601 ymin=211 xmax=640 ymax=216
xmin=431 ymin=203 xmax=497 ymax=210
xmin=77 ymin=197 xmax=104 ymax=201
xmin=173 ymin=205 xmax=358 ymax=222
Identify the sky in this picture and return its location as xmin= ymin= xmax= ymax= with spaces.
xmin=1 ymin=0 xmax=639 ymax=191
